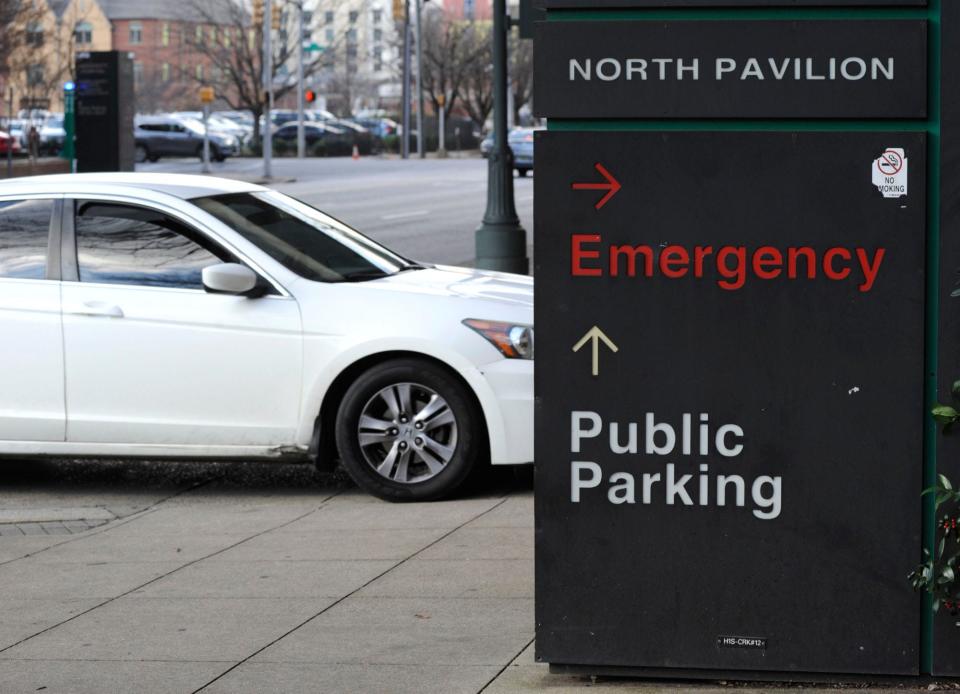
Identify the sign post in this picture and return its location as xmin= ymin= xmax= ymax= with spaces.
xmin=534 ymin=0 xmax=955 ymax=681
xmin=199 ymin=86 xmax=214 ymax=174
xmin=61 ymin=81 xmax=75 ymax=172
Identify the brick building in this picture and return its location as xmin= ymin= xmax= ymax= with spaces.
xmin=97 ymin=0 xmax=237 ymax=113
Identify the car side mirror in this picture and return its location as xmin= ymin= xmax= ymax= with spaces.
xmin=202 ymin=263 xmax=260 ymax=296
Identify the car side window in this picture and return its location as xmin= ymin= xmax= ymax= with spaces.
xmin=74 ymin=201 xmax=230 ymax=290
xmin=0 ymin=198 xmax=54 ymax=280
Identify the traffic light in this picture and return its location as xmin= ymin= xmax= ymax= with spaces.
xmin=252 ymin=0 xmax=264 ymax=27
xmin=271 ymin=3 xmax=282 ymax=31
xmin=305 ymin=89 xmax=317 ymax=104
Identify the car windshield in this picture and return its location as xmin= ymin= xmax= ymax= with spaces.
xmin=191 ymin=191 xmax=417 ymax=282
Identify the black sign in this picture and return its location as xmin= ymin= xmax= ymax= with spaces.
xmin=534 ymin=131 xmax=925 ymax=675
xmin=541 ymin=1 xmax=927 ymax=6
xmin=75 ymin=51 xmax=134 ymax=172
xmin=534 ymin=20 xmax=927 ymax=119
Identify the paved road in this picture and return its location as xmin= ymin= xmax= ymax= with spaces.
xmin=137 ymin=156 xmax=535 ymax=269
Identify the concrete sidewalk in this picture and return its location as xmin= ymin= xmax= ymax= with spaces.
xmin=0 ymin=460 xmax=943 ymax=693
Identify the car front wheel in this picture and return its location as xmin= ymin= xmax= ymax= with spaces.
xmin=335 ymin=358 xmax=483 ymax=502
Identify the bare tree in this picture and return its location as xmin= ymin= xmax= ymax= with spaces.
xmin=509 ymin=31 xmax=533 ymax=125
xmin=184 ymin=0 xmax=328 ymax=145
xmin=461 ymin=22 xmax=493 ymax=129
xmin=419 ymin=8 xmax=488 ymax=121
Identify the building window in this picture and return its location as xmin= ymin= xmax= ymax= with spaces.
xmin=349 ymin=10 xmax=358 ymax=23
xmin=373 ymin=46 xmax=382 ymax=72
xmin=325 ymin=28 xmax=334 ymax=43
xmin=373 ymin=9 xmax=382 ymax=23
xmin=303 ymin=10 xmax=313 ymax=25
xmin=374 ymin=28 xmax=382 ymax=43
xmin=161 ymin=63 xmax=170 ymax=81
xmin=129 ymin=21 xmax=142 ymax=45
xmin=324 ymin=11 xmax=334 ymax=24
xmin=209 ymin=26 xmax=216 ymax=43
xmin=161 ymin=22 xmax=169 ymax=46
xmin=25 ymin=21 xmax=43 ymax=47
xmin=346 ymin=28 xmax=357 ymax=43
xmin=75 ymin=21 xmax=93 ymax=44
xmin=133 ymin=62 xmax=143 ymax=85
xmin=346 ymin=44 xmax=357 ymax=59
xmin=223 ymin=28 xmax=231 ymax=47
xmin=26 ymin=64 xmax=44 ymax=87
xmin=196 ymin=64 xmax=204 ymax=80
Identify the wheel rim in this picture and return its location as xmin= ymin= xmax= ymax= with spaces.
xmin=357 ymin=382 xmax=458 ymax=485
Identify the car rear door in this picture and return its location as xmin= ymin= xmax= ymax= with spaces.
xmin=0 ymin=195 xmax=65 ymax=442
xmin=60 ymin=195 xmax=303 ymax=448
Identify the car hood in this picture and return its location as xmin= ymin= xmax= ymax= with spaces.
xmin=370 ymin=264 xmax=533 ymax=309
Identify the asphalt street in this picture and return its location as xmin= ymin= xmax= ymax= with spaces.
xmin=136 ymin=155 xmax=535 ymax=270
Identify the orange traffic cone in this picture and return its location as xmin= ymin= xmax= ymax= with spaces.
xmin=352 ymin=144 xmax=360 ymax=160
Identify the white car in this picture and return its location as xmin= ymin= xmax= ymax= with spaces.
xmin=0 ymin=173 xmax=533 ymax=501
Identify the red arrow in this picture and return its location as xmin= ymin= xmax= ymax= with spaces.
xmin=571 ymin=163 xmax=621 ymax=210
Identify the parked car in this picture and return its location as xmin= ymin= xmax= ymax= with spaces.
xmin=0 ymin=173 xmax=533 ymax=502
xmin=481 ymin=127 xmax=537 ymax=176
xmin=173 ymin=111 xmax=252 ymax=146
xmin=272 ymin=121 xmax=351 ymax=154
xmin=305 ymin=112 xmax=375 ymax=154
xmin=0 ymin=131 xmax=22 ymax=156
xmin=351 ymin=117 xmax=398 ymax=139
xmin=39 ymin=114 xmax=66 ymax=155
xmin=134 ymin=115 xmax=238 ymax=163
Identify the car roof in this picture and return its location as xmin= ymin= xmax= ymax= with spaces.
xmin=0 ymin=173 xmax=267 ymax=200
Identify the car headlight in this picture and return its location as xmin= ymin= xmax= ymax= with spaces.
xmin=463 ymin=319 xmax=534 ymax=360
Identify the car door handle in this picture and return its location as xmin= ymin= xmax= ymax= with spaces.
xmin=66 ymin=301 xmax=124 ymax=318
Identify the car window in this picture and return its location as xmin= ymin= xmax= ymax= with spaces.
xmin=192 ymin=191 xmax=408 ymax=282
xmin=0 ymin=198 xmax=53 ymax=280
xmin=74 ymin=201 xmax=230 ymax=289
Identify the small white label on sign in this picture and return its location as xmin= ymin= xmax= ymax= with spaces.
xmin=872 ymin=148 xmax=908 ymax=199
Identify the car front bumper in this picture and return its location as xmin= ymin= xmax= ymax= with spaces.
xmin=479 ymin=358 xmax=533 ymax=465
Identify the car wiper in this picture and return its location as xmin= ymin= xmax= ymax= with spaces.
xmin=397 ymin=262 xmax=428 ymax=272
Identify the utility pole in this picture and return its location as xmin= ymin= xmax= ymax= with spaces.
xmin=263 ymin=0 xmax=274 ymax=179
xmin=401 ymin=0 xmax=411 ymax=159
xmin=475 ymin=0 xmax=527 ymax=274
xmin=296 ymin=0 xmax=305 ymax=159
xmin=438 ymin=93 xmax=446 ymax=157
xmin=6 ymin=89 xmax=12 ymax=178
xmin=415 ymin=0 xmax=424 ymax=158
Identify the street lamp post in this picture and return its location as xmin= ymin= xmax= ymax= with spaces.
xmin=415 ymin=0 xmax=425 ymax=159
xmin=297 ymin=0 xmax=305 ymax=159
xmin=475 ymin=0 xmax=528 ymax=274
xmin=263 ymin=0 xmax=274 ymax=180
xmin=401 ymin=0 xmax=411 ymax=159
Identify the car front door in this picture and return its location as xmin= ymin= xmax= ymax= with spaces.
xmin=60 ymin=197 xmax=303 ymax=448
xmin=0 ymin=196 xmax=65 ymax=442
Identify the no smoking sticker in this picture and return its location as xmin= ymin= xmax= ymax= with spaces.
xmin=872 ymin=148 xmax=908 ymax=199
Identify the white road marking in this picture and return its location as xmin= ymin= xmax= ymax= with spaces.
xmin=381 ymin=209 xmax=430 ymax=220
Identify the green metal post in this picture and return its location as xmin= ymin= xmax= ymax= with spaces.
xmin=62 ymin=83 xmax=75 ymax=172
xmin=475 ymin=0 xmax=528 ymax=274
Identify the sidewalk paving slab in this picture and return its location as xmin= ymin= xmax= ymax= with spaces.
xmin=0 ymin=559 xmax=183 ymax=599
xmin=0 ymin=598 xmax=103 ymax=651
xmin=0 ymin=596 xmax=330 ymax=662
xmin=252 ymin=595 xmax=534 ymax=666
xmin=215 ymin=526 xmax=453 ymax=562
xmin=355 ymin=557 xmax=533 ymax=599
xmin=130 ymin=558 xmax=396 ymax=599
xmin=416 ymin=525 xmax=534 ymax=561
xmin=202 ymin=662 xmax=502 ymax=694
xmin=0 ymin=659 xmax=230 ymax=694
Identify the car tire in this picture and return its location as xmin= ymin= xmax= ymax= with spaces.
xmin=517 ymin=168 xmax=529 ymax=177
xmin=134 ymin=145 xmax=149 ymax=163
xmin=335 ymin=358 xmax=483 ymax=502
